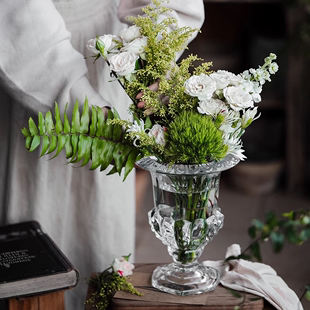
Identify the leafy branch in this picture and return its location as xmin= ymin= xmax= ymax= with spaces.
xmin=21 ymin=98 xmax=142 ymax=180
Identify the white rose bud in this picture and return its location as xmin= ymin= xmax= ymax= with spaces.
xmin=148 ymin=124 xmax=166 ymax=146
xmin=96 ymin=34 xmax=118 ymax=58
xmin=86 ymin=38 xmax=98 ymax=54
xmin=121 ymin=37 xmax=148 ymax=55
xmin=109 ymin=52 xmax=138 ymax=76
xmin=119 ymin=25 xmax=141 ymax=43
xmin=223 ymin=86 xmax=254 ymax=111
xmin=184 ymin=74 xmax=216 ymax=101
xmin=112 ymin=257 xmax=135 ymax=277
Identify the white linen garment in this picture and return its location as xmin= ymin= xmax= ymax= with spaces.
xmin=0 ymin=0 xmax=204 ymax=309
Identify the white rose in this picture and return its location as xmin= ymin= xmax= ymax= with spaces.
xmin=119 ymin=25 xmax=141 ymax=43
xmin=148 ymin=124 xmax=166 ymax=146
xmin=109 ymin=52 xmax=138 ymax=76
xmin=121 ymin=37 xmax=148 ymax=55
xmin=112 ymin=257 xmax=135 ymax=277
xmin=86 ymin=38 xmax=98 ymax=54
xmin=210 ymin=70 xmax=242 ymax=89
xmin=97 ymin=34 xmax=118 ymax=58
xmin=184 ymin=74 xmax=216 ymax=100
xmin=223 ymin=86 xmax=254 ymax=111
xmin=197 ymin=98 xmax=227 ymax=116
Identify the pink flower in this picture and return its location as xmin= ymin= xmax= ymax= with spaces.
xmin=112 ymin=257 xmax=135 ymax=277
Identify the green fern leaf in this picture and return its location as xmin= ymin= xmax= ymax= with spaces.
xmin=22 ymin=99 xmax=141 ymax=180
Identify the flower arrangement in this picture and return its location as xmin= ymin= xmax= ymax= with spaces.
xmin=21 ymin=0 xmax=278 ymax=180
xmin=86 ymin=254 xmax=142 ymax=309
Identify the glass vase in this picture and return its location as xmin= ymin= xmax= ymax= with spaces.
xmin=136 ymin=155 xmax=239 ymax=296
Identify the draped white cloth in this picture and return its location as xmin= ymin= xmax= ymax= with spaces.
xmin=203 ymin=244 xmax=303 ymax=310
xmin=0 ymin=1 xmax=204 ymax=309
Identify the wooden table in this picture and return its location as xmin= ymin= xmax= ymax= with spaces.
xmin=86 ymin=263 xmax=276 ymax=310
xmin=0 ymin=291 xmax=65 ymax=310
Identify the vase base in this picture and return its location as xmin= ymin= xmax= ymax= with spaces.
xmin=151 ymin=263 xmax=220 ymax=296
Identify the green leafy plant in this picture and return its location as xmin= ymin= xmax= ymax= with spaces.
xmin=21 ymin=98 xmax=142 ymax=180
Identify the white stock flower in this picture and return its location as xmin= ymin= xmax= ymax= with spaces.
xmin=240 ymin=81 xmax=261 ymax=103
xmin=184 ymin=74 xmax=216 ymax=100
xmin=210 ymin=70 xmax=242 ymax=89
xmin=121 ymin=37 xmax=148 ymax=55
xmin=119 ymin=25 xmax=141 ymax=43
xmin=148 ymin=124 xmax=166 ymax=146
xmin=197 ymin=98 xmax=226 ymax=116
xmin=223 ymin=86 xmax=254 ymax=111
xmin=241 ymin=107 xmax=261 ymax=128
xmin=112 ymin=257 xmax=135 ymax=277
xmin=96 ymin=34 xmax=118 ymax=58
xmin=269 ymin=62 xmax=279 ymax=74
xmin=109 ymin=52 xmax=138 ymax=76
xmin=86 ymin=38 xmax=98 ymax=54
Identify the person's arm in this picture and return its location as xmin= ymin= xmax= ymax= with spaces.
xmin=117 ymin=0 xmax=205 ymax=45
xmin=0 ymin=0 xmax=110 ymax=113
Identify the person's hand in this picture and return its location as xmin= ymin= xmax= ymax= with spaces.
xmin=102 ymin=106 xmax=110 ymax=119
xmin=135 ymin=81 xmax=159 ymax=109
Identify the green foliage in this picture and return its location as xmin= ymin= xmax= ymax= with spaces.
xmin=21 ymin=99 xmax=141 ymax=180
xmin=164 ymin=110 xmax=228 ymax=164
xmin=86 ymin=267 xmax=142 ymax=310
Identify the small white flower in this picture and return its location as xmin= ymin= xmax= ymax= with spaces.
xmin=121 ymin=37 xmax=148 ymax=55
xmin=109 ymin=52 xmax=138 ymax=76
xmin=197 ymin=98 xmax=227 ymax=116
xmin=223 ymin=86 xmax=254 ymax=111
xmin=96 ymin=34 xmax=118 ymax=58
xmin=119 ymin=25 xmax=141 ymax=43
xmin=210 ymin=70 xmax=242 ymax=89
xmin=269 ymin=62 xmax=279 ymax=74
xmin=241 ymin=70 xmax=251 ymax=80
xmin=223 ymin=135 xmax=246 ymax=161
xmin=112 ymin=257 xmax=135 ymax=277
xmin=86 ymin=38 xmax=98 ymax=54
xmin=148 ymin=124 xmax=166 ymax=146
xmin=184 ymin=74 xmax=216 ymax=100
xmin=241 ymin=107 xmax=261 ymax=128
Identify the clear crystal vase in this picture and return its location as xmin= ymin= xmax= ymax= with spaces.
xmin=136 ymin=155 xmax=239 ymax=296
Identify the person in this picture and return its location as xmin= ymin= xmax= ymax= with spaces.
xmin=0 ymin=0 xmax=205 ymax=309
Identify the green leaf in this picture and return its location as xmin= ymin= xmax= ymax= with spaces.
xmin=270 ymin=231 xmax=284 ymax=253
xmin=47 ymin=135 xmax=58 ymax=154
xmin=38 ymin=112 xmax=45 ymax=135
xmin=265 ymin=211 xmax=278 ymax=229
xmin=250 ymin=241 xmax=262 ymax=261
xmin=103 ymin=109 xmax=114 ymax=139
xmin=40 ymin=136 xmax=50 ymax=157
xmin=90 ymin=138 xmax=102 ymax=170
xmin=69 ymin=134 xmax=79 ymax=162
xmin=282 ymin=211 xmax=296 ymax=220
xmin=55 ymin=102 xmax=63 ymax=134
xmin=65 ymin=136 xmax=73 ymax=158
xmin=45 ymin=111 xmax=55 ymax=134
xmin=252 ymin=219 xmax=264 ymax=230
xmin=96 ymin=107 xmax=105 ymax=137
xmin=113 ymin=143 xmax=132 ymax=175
xmin=285 ymin=227 xmax=301 ymax=244
xmin=100 ymin=140 xmax=115 ymax=171
xmin=80 ymin=97 xmax=90 ymax=134
xmin=89 ymin=106 xmax=98 ymax=136
xmin=79 ymin=136 xmax=93 ymax=167
xmin=106 ymin=165 xmax=118 ymax=175
xmin=21 ymin=127 xmax=31 ymax=137
xmin=28 ymin=118 xmax=39 ymax=136
xmin=29 ymin=135 xmax=40 ymax=152
xmin=306 ymin=290 xmax=310 ymax=301
xmin=112 ymin=122 xmax=122 ymax=142
xmin=248 ymin=225 xmax=256 ymax=239
xmin=300 ymin=228 xmax=310 ymax=241
xmin=71 ymin=100 xmax=80 ymax=134
xmin=63 ymin=103 xmax=71 ymax=134
xmin=52 ymin=134 xmax=67 ymax=158
xmin=145 ymin=116 xmax=152 ymax=129
xmin=25 ymin=136 xmax=32 ymax=150
xmin=123 ymin=148 xmax=140 ymax=181
xmin=113 ymin=108 xmax=121 ymax=119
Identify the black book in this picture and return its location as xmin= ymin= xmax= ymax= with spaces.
xmin=0 ymin=221 xmax=79 ymax=300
